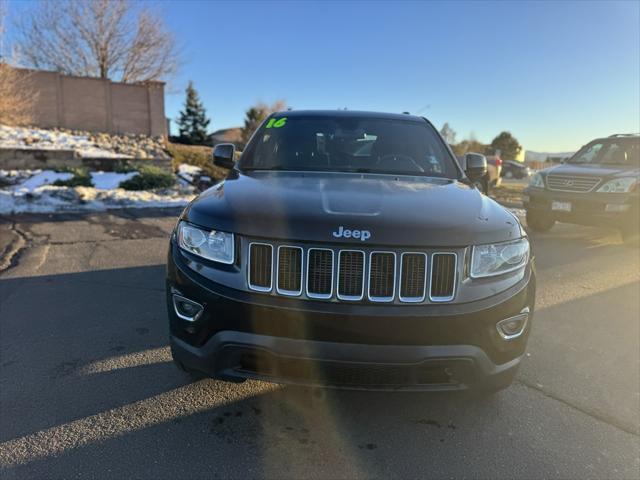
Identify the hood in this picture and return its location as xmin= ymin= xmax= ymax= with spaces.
xmin=182 ymin=171 xmax=523 ymax=247
xmin=545 ymin=163 xmax=640 ymax=178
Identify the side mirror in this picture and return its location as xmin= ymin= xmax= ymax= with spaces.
xmin=213 ymin=143 xmax=236 ymax=169
xmin=465 ymin=153 xmax=487 ymax=180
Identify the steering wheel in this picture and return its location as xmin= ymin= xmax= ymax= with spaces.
xmin=376 ymin=154 xmax=425 ymax=173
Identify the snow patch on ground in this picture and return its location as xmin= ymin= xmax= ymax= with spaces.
xmin=0 ymin=125 xmax=133 ymax=159
xmin=90 ymin=171 xmax=138 ymax=189
xmin=0 ymin=166 xmax=200 ymax=214
xmin=0 ymin=186 xmax=195 ymax=214
xmin=14 ymin=170 xmax=73 ymax=192
xmin=176 ymin=164 xmax=203 ymax=186
xmin=0 ymin=124 xmax=170 ymax=159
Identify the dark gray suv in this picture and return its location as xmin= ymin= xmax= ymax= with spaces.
xmin=524 ymin=134 xmax=640 ymax=244
xmin=167 ymin=111 xmax=536 ymax=393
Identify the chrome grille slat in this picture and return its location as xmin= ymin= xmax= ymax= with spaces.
xmin=248 ymin=243 xmax=273 ymax=292
xmin=368 ymin=252 xmax=396 ymax=302
xmin=246 ymin=241 xmax=458 ymax=303
xmin=277 ymin=246 xmax=303 ymax=296
xmin=306 ymin=248 xmax=333 ymax=299
xmin=430 ymin=253 xmax=457 ymax=302
xmin=337 ymin=250 xmax=365 ymax=301
xmin=399 ymin=253 xmax=427 ymax=302
xmin=547 ymin=174 xmax=601 ymax=193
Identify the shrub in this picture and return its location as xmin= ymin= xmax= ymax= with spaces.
xmin=119 ymin=166 xmax=175 ymax=190
xmin=166 ymin=142 xmax=229 ymax=182
xmin=52 ymin=168 xmax=93 ymax=187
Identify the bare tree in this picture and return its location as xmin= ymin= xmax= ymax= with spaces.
xmin=15 ymin=0 xmax=178 ymax=83
xmin=0 ymin=0 xmax=36 ymax=125
xmin=439 ymin=122 xmax=457 ymax=145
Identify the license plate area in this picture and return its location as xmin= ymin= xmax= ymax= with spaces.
xmin=551 ymin=201 xmax=572 ymax=212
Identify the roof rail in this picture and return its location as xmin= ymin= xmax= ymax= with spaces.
xmin=608 ymin=133 xmax=640 ymax=137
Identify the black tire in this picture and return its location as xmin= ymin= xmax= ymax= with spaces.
xmin=526 ymin=210 xmax=555 ymax=232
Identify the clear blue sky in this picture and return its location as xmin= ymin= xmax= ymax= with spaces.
xmin=6 ymin=0 xmax=640 ymax=152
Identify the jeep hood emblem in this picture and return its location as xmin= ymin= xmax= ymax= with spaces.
xmin=332 ymin=226 xmax=371 ymax=241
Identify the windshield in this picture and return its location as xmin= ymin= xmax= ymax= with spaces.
xmin=568 ymin=138 xmax=640 ymax=166
xmin=239 ymin=115 xmax=461 ymax=178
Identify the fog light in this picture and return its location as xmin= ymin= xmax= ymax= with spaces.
xmin=605 ymin=204 xmax=630 ymax=213
xmin=496 ymin=307 xmax=529 ymax=340
xmin=172 ymin=294 xmax=203 ymax=322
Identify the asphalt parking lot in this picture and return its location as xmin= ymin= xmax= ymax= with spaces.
xmin=0 ymin=209 xmax=638 ymax=479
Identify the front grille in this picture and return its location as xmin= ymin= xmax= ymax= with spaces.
xmin=430 ymin=253 xmax=457 ymax=301
xmin=547 ymin=174 xmax=601 ymax=193
xmin=246 ymin=241 xmax=458 ymax=303
xmin=248 ymin=243 xmax=273 ymax=291
xmin=399 ymin=253 xmax=427 ymax=301
xmin=338 ymin=250 xmax=365 ymax=300
xmin=277 ymin=246 xmax=303 ymax=295
xmin=307 ymin=249 xmax=333 ymax=298
xmin=368 ymin=252 xmax=396 ymax=301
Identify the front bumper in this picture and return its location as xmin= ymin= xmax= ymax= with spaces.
xmin=524 ymin=187 xmax=639 ymax=228
xmin=167 ymin=244 xmax=536 ymax=391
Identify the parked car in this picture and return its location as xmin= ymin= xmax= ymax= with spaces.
xmin=523 ymin=134 xmax=639 ymax=244
xmin=457 ymin=153 xmax=502 ymax=194
xmin=167 ymin=110 xmax=535 ymax=393
xmin=501 ymin=160 xmax=531 ymax=179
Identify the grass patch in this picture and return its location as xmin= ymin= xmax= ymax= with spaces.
xmin=166 ymin=142 xmax=230 ymax=181
xmin=119 ymin=166 xmax=175 ymax=191
xmin=52 ymin=168 xmax=93 ymax=187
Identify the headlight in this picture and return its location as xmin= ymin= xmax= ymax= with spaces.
xmin=528 ymin=172 xmax=544 ymax=188
xmin=596 ymin=177 xmax=637 ymax=193
xmin=177 ymin=222 xmax=234 ymax=264
xmin=471 ymin=238 xmax=530 ymax=278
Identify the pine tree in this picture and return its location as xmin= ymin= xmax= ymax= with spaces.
xmin=177 ymin=81 xmax=210 ymax=145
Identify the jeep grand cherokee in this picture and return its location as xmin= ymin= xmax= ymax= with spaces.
xmin=167 ymin=111 xmax=536 ymax=392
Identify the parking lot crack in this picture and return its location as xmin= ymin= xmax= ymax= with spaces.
xmin=0 ymin=222 xmax=29 ymax=273
xmin=515 ymin=378 xmax=639 ymax=437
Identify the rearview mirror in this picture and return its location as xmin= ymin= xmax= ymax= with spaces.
xmin=213 ymin=143 xmax=236 ymax=169
xmin=465 ymin=153 xmax=487 ymax=180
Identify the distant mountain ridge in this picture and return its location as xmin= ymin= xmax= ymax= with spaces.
xmin=525 ymin=150 xmax=575 ymax=162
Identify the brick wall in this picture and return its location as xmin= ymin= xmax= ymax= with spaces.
xmin=14 ymin=68 xmax=166 ymax=137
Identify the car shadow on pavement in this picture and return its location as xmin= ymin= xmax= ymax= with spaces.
xmin=1 ymin=251 xmax=639 ymax=478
